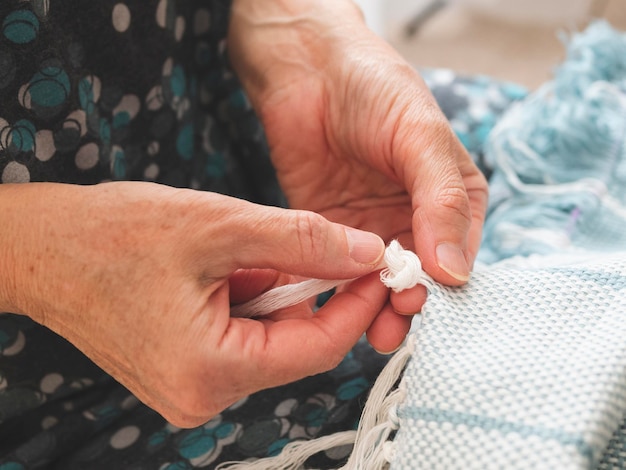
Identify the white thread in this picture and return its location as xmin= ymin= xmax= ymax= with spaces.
xmin=382 ymin=441 xmax=397 ymax=463
xmin=231 ymin=241 xmax=432 ymax=318
xmin=380 ymin=240 xmax=433 ymax=292
xmin=230 ymin=278 xmax=343 ymax=318
xmin=215 ymin=431 xmax=357 ymax=470
xmin=217 ymin=336 xmax=416 ymax=470
xmin=340 ymin=335 xmax=415 ymax=470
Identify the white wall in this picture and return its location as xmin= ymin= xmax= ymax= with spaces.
xmin=354 ymin=0 xmax=594 ymax=38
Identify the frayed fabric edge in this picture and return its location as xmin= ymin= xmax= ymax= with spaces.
xmin=216 ymin=336 xmax=416 ymax=470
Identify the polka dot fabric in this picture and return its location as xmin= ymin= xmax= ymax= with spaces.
xmin=0 ymin=0 xmax=283 ymax=206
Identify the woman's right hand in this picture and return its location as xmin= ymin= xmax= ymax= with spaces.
xmin=0 ymin=181 xmax=389 ymax=427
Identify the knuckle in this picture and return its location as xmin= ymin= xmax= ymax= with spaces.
xmin=293 ymin=211 xmax=328 ymax=258
xmin=434 ymin=185 xmax=472 ymax=225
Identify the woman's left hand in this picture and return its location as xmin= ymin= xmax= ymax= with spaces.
xmin=229 ymin=0 xmax=488 ymax=353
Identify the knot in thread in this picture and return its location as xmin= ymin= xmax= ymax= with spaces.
xmin=380 ymin=240 xmax=432 ymax=292
xmin=382 ymin=441 xmax=397 ymax=463
xmin=388 ymin=404 xmax=400 ymax=430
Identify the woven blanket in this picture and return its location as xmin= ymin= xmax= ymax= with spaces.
xmin=391 ymin=254 xmax=626 ymax=469
xmin=390 ymin=21 xmax=626 ymax=470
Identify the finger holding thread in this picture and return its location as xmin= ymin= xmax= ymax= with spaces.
xmin=231 ymin=240 xmax=433 ymax=319
xmin=390 ymin=284 xmax=428 ymax=315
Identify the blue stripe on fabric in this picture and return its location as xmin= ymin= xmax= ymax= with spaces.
xmin=400 ymin=407 xmax=596 ymax=462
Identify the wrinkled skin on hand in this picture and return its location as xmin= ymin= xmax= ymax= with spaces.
xmin=1 ymin=182 xmax=386 ymax=427
xmin=229 ymin=0 xmax=488 ymax=349
xmin=0 ymin=0 xmax=488 ymax=428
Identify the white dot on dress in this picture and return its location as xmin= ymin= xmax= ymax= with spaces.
xmin=175 ymin=16 xmax=185 ymax=42
xmin=40 ymin=373 xmax=64 ymax=394
xmin=2 ymin=161 xmax=30 ymax=183
xmin=112 ymin=3 xmax=131 ymax=33
xmin=110 ymin=425 xmax=141 ymax=449
xmin=35 ymin=130 xmax=56 ymax=161
xmin=42 ymin=416 xmax=59 ymax=430
xmin=144 ymin=163 xmax=159 ymax=180
xmin=75 ymin=143 xmax=100 ymax=170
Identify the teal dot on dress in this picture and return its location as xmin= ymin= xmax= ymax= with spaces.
xmin=148 ymin=430 xmax=169 ymax=447
xmin=303 ymin=403 xmax=327 ymax=427
xmin=111 ymin=147 xmax=126 ymax=179
xmin=267 ymin=438 xmax=290 ymax=457
xmin=10 ymin=119 xmax=36 ymax=153
xmin=113 ymin=111 xmax=131 ymax=129
xmin=214 ymin=422 xmax=236 ymax=439
xmin=170 ymin=65 xmax=186 ymax=97
xmin=28 ymin=66 xmax=71 ymax=108
xmin=178 ymin=429 xmax=216 ymax=459
xmin=0 ymin=462 xmax=25 ymax=470
xmin=176 ymin=124 xmax=193 ymax=160
xmin=79 ymin=78 xmax=95 ymax=110
xmin=99 ymin=119 xmax=111 ymax=144
xmin=205 ymin=153 xmax=224 ymax=178
xmin=2 ymin=10 xmax=39 ymax=44
xmin=336 ymin=377 xmax=370 ymax=401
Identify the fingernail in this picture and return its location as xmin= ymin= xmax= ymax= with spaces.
xmin=373 ymin=344 xmax=403 ymax=355
xmin=345 ymin=228 xmax=384 ymax=265
xmin=436 ymin=243 xmax=470 ymax=282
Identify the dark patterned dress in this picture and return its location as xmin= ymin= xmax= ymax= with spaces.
xmin=0 ymin=1 xmax=527 ymax=468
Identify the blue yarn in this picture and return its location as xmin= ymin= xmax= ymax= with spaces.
xmin=479 ymin=21 xmax=626 ymax=263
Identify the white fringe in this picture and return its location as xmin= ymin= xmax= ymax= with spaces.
xmin=339 ymin=336 xmax=415 ymax=470
xmin=216 ymin=336 xmax=417 ymax=470
xmin=215 ymin=431 xmax=358 ymax=470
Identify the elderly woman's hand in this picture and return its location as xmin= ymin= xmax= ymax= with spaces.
xmin=229 ymin=0 xmax=488 ymax=352
xmin=0 ymin=182 xmax=386 ymax=427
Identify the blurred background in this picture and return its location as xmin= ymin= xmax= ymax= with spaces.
xmin=354 ymin=0 xmax=626 ymax=88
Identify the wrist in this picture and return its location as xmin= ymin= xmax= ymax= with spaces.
xmin=0 ymin=183 xmax=50 ymax=315
xmin=0 ymin=183 xmax=91 ymax=324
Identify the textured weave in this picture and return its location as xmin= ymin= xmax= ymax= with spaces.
xmin=392 ymin=255 xmax=626 ymax=469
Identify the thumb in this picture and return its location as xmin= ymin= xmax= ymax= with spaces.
xmin=226 ymin=200 xmax=385 ymax=280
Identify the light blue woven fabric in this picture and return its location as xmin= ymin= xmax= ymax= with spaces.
xmin=392 ymin=255 xmax=626 ymax=469
xmin=480 ymin=20 xmax=626 ymax=263
xmin=391 ymin=22 xmax=626 ymax=469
